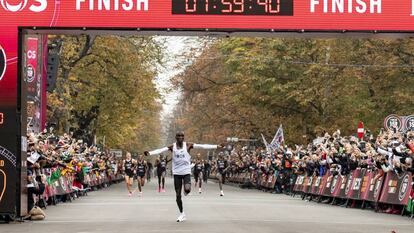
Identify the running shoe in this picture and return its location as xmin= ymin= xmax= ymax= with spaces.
xmin=158 ymin=187 xmax=161 ymax=193
xmin=139 ymin=191 xmax=143 ymax=197
xmin=162 ymin=188 xmax=166 ymax=193
xmin=128 ymin=192 xmax=132 ymax=197
xmin=220 ymin=190 xmax=224 ymax=196
xmin=198 ymin=188 xmax=202 ymax=194
xmin=176 ymin=212 xmax=186 ymax=222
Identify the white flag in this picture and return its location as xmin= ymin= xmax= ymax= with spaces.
xmin=270 ymin=124 xmax=284 ymax=150
xmin=261 ymin=133 xmax=271 ymax=152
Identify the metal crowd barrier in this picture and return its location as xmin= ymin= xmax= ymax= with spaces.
xmin=211 ymin=169 xmax=414 ymax=218
xmin=38 ymin=170 xmax=124 ymax=206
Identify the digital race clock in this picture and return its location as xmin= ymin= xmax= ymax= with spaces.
xmin=172 ymin=0 xmax=294 ymax=15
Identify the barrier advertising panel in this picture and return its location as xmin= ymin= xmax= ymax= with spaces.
xmin=379 ymin=172 xmax=413 ymax=205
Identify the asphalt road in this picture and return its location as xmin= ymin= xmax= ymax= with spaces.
xmin=1 ymin=177 xmax=413 ymax=233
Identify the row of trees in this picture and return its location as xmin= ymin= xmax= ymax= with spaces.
xmin=47 ymin=35 xmax=164 ymax=152
xmin=168 ymin=38 xmax=414 ymax=145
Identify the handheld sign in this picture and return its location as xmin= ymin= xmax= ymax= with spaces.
xmin=404 ymin=115 xmax=414 ymax=132
xmin=384 ymin=115 xmax=402 ymax=132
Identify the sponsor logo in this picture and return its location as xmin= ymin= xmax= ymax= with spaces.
xmin=388 ymin=179 xmax=398 ymax=194
xmin=0 ymin=45 xmax=5 ymax=81
xmin=315 ymin=177 xmax=321 ymax=186
xmin=27 ymin=65 xmax=35 ymax=82
xmin=330 ymin=176 xmax=338 ymax=194
xmin=373 ymin=178 xmax=382 ymax=198
xmin=345 ymin=174 xmax=353 ymax=194
xmin=398 ymin=174 xmax=409 ymax=201
xmin=384 ymin=114 xmax=403 ymax=132
xmin=404 ymin=115 xmax=414 ymax=132
xmin=352 ymin=178 xmax=362 ymax=191
xmin=326 ymin=176 xmax=332 ymax=188
xmin=307 ymin=177 xmax=313 ymax=185
xmin=369 ymin=177 xmax=375 ymax=191
xmin=361 ymin=175 xmax=369 ymax=193
xmin=0 ymin=0 xmax=47 ymax=12
xmin=295 ymin=176 xmax=300 ymax=185
xmin=59 ymin=176 xmax=67 ymax=191
xmin=298 ymin=176 xmax=304 ymax=184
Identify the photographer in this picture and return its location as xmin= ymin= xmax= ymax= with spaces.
xmin=27 ymin=162 xmax=46 ymax=212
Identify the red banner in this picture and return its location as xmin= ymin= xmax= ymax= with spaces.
xmin=321 ymin=174 xmax=335 ymax=196
xmin=26 ymin=37 xmax=43 ymax=133
xmin=360 ymin=170 xmax=383 ymax=202
xmin=336 ymin=173 xmax=353 ymax=199
xmin=318 ymin=171 xmax=330 ymax=195
xmin=347 ymin=169 xmax=365 ymax=200
xmin=26 ymin=37 xmax=38 ymax=97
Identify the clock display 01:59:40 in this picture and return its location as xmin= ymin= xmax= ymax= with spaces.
xmin=172 ymin=0 xmax=294 ymax=15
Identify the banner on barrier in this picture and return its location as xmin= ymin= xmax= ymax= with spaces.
xmin=293 ymin=175 xmax=305 ymax=192
xmin=277 ymin=170 xmax=412 ymax=207
xmin=331 ymin=175 xmax=344 ymax=197
xmin=302 ymin=177 xmax=310 ymax=193
xmin=321 ymin=174 xmax=334 ymax=196
xmin=318 ymin=171 xmax=330 ymax=196
xmin=360 ymin=170 xmax=383 ymax=202
xmin=336 ymin=174 xmax=351 ymax=199
xmin=55 ymin=177 xmax=67 ymax=196
xmin=311 ymin=176 xmax=322 ymax=195
xmin=347 ymin=169 xmax=365 ymax=200
xmin=379 ymin=172 xmax=413 ymax=205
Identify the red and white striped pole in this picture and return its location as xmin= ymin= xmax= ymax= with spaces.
xmin=357 ymin=121 xmax=364 ymax=139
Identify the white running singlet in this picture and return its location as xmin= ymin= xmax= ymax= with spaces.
xmin=172 ymin=142 xmax=191 ymax=175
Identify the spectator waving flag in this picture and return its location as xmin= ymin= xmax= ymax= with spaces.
xmin=270 ymin=124 xmax=284 ymax=150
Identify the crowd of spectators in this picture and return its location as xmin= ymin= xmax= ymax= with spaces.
xmin=210 ymin=129 xmax=414 ymax=213
xmin=24 ymin=127 xmax=414 ymax=218
xmin=26 ymin=128 xmax=123 ymax=219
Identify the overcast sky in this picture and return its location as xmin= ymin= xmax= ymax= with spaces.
xmin=154 ymin=36 xmax=205 ymax=141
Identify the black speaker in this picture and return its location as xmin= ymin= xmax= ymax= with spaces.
xmin=46 ymin=53 xmax=59 ymax=92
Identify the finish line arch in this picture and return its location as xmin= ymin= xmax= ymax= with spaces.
xmin=0 ymin=0 xmax=413 ymax=218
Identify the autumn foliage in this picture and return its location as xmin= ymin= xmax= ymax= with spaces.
xmin=169 ymin=38 xmax=414 ymax=145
